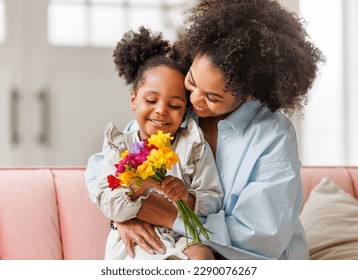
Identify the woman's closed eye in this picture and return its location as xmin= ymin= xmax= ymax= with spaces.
xmin=187 ymin=76 xmax=195 ymax=86
xmin=206 ymin=94 xmax=220 ymax=103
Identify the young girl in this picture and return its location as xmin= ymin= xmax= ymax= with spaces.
xmin=93 ymin=26 xmax=223 ymax=260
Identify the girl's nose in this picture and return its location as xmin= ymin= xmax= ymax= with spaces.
xmin=155 ymin=102 xmax=167 ymax=115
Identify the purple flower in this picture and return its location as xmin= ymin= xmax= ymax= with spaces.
xmin=130 ymin=141 xmax=145 ymax=155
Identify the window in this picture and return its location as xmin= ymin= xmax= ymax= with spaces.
xmin=0 ymin=0 xmax=5 ymax=43
xmin=299 ymin=0 xmax=358 ymax=166
xmin=47 ymin=0 xmax=189 ymax=47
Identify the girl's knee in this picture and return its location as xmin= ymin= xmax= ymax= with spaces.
xmin=184 ymin=244 xmax=215 ymax=260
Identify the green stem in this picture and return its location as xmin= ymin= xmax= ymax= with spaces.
xmin=176 ymin=200 xmax=211 ymax=245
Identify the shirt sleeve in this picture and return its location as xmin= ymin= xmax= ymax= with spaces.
xmin=188 ymin=144 xmax=223 ymax=217
xmin=87 ymin=122 xmax=147 ymax=222
xmin=94 ymin=145 xmax=149 ymax=222
xmin=173 ymin=127 xmax=303 ymax=259
xmin=84 ymin=120 xmax=137 ymax=203
xmin=219 ymin=160 xmax=302 ymax=259
xmin=85 ymin=141 xmax=109 ymax=203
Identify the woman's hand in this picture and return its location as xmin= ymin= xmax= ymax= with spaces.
xmin=115 ymin=218 xmax=166 ymax=258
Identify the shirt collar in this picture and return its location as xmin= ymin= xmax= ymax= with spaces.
xmin=186 ymin=100 xmax=263 ymax=135
xmin=222 ymin=99 xmax=263 ymax=135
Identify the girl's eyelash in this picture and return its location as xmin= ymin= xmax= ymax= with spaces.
xmin=169 ymin=105 xmax=182 ymax=109
xmin=145 ymin=98 xmax=182 ymax=109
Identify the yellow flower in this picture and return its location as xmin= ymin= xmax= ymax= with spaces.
xmin=120 ymin=150 xmax=129 ymax=159
xmin=162 ymin=148 xmax=179 ymax=169
xmin=148 ymin=130 xmax=173 ymax=148
xmin=119 ymin=170 xmax=136 ymax=187
xmin=137 ymin=161 xmax=155 ymax=179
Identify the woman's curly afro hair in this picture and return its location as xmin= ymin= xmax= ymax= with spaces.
xmin=181 ymin=0 xmax=325 ymax=113
xmin=113 ymin=26 xmax=191 ymax=91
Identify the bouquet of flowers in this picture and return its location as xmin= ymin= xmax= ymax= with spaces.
xmin=107 ymin=130 xmax=210 ymax=245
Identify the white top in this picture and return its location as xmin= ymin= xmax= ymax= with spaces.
xmin=94 ymin=118 xmax=223 ymax=223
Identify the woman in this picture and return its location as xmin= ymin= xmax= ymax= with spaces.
xmin=86 ymin=0 xmax=324 ymax=259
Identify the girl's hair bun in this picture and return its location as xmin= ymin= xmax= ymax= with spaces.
xmin=113 ymin=26 xmax=171 ymax=84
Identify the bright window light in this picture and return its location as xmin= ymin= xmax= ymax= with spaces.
xmin=299 ymin=0 xmax=344 ymax=165
xmin=90 ymin=5 xmax=124 ymax=47
xmin=0 ymin=0 xmax=5 ymax=43
xmin=48 ymin=3 xmax=87 ymax=46
xmin=47 ymin=0 xmax=188 ymax=47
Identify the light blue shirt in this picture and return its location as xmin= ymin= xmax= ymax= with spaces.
xmin=85 ymin=100 xmax=308 ymax=259
xmin=173 ymin=100 xmax=308 ymax=259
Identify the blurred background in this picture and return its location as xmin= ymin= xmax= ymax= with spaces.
xmin=0 ymin=0 xmax=357 ymax=167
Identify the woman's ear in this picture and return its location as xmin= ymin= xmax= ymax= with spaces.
xmin=130 ymin=92 xmax=136 ymax=111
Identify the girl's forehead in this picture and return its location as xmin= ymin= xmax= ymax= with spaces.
xmin=138 ymin=66 xmax=187 ymax=99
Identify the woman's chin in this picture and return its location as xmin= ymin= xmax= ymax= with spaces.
xmin=193 ymin=108 xmax=211 ymax=118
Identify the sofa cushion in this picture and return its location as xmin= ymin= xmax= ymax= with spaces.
xmin=0 ymin=169 xmax=62 ymax=259
xmin=53 ymin=169 xmax=109 ymax=259
xmin=300 ymin=167 xmax=355 ymax=202
xmin=300 ymin=177 xmax=358 ymax=259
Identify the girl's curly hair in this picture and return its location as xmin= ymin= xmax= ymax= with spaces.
xmin=181 ymin=0 xmax=325 ymax=113
xmin=113 ymin=26 xmax=191 ymax=91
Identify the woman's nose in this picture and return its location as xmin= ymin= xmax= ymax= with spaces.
xmin=190 ymin=88 xmax=202 ymax=103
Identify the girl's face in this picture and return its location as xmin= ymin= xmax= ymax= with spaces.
xmin=131 ymin=66 xmax=187 ymax=140
xmin=185 ymin=54 xmax=242 ymax=119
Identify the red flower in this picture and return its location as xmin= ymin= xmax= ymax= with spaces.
xmin=107 ymin=175 xmax=121 ymax=191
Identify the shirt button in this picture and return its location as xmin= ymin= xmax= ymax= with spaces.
xmin=221 ymin=135 xmax=227 ymax=140
xmin=220 ymin=174 xmax=224 ymax=179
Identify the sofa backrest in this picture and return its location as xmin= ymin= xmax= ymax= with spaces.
xmin=0 ymin=167 xmax=109 ymax=260
xmin=301 ymin=166 xmax=358 ymax=202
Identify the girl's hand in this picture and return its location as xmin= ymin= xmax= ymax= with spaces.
xmin=115 ymin=219 xmax=166 ymax=258
xmin=130 ymin=178 xmax=160 ymax=201
xmin=160 ymin=175 xmax=189 ymax=203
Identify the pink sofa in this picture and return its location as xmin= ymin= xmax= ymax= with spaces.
xmin=0 ymin=166 xmax=357 ymax=260
xmin=0 ymin=167 xmax=109 ymax=260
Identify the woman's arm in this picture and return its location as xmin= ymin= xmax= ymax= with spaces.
xmin=115 ymin=218 xmax=166 ymax=258
xmin=115 ymin=192 xmax=178 ymax=257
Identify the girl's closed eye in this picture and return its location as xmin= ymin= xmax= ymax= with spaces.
xmin=145 ymin=98 xmax=157 ymax=104
xmin=169 ymin=104 xmax=183 ymax=110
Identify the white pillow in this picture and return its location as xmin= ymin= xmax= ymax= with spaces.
xmin=300 ymin=177 xmax=358 ymax=259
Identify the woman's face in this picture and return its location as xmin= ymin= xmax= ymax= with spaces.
xmin=185 ymin=54 xmax=242 ymax=119
xmin=131 ymin=66 xmax=187 ymax=140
